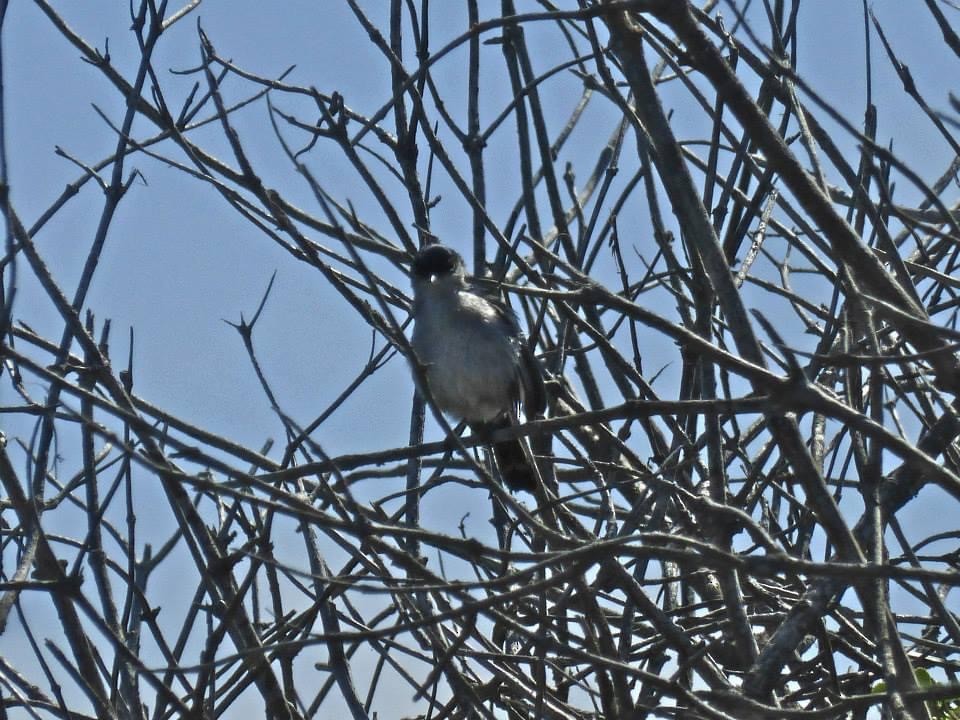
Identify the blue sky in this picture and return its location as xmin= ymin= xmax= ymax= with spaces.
xmin=4 ymin=2 xmax=960 ymax=717
xmin=9 ymin=1 xmax=955 ymax=457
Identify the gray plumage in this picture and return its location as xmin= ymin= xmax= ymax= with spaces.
xmin=410 ymin=245 xmax=544 ymax=491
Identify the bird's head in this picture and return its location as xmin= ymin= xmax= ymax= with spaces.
xmin=411 ymin=245 xmax=467 ymax=289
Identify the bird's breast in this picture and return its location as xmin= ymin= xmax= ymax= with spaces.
xmin=412 ymin=291 xmax=519 ymax=422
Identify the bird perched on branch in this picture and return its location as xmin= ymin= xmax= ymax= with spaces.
xmin=410 ymin=244 xmax=545 ymax=491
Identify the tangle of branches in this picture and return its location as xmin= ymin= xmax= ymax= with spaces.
xmin=2 ymin=1 xmax=960 ymax=719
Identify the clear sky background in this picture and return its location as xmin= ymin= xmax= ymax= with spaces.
xmin=8 ymin=1 xmax=955 ymax=457
xmin=4 ymin=2 xmax=960 ymax=717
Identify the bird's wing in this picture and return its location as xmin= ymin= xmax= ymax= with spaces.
xmin=518 ymin=341 xmax=546 ymax=418
xmin=468 ymin=275 xmax=546 ymax=419
xmin=489 ymin=294 xmax=545 ymax=419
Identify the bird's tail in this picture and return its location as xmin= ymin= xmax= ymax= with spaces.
xmin=473 ymin=416 xmax=537 ymax=492
xmin=493 ymin=437 xmax=537 ymax=492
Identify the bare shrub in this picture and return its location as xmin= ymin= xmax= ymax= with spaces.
xmin=2 ymin=2 xmax=960 ymax=718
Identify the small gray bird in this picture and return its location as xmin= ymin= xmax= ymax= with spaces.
xmin=410 ymin=244 xmax=545 ymax=491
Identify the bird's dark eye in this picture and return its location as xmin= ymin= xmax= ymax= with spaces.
xmin=412 ymin=245 xmax=460 ymax=279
